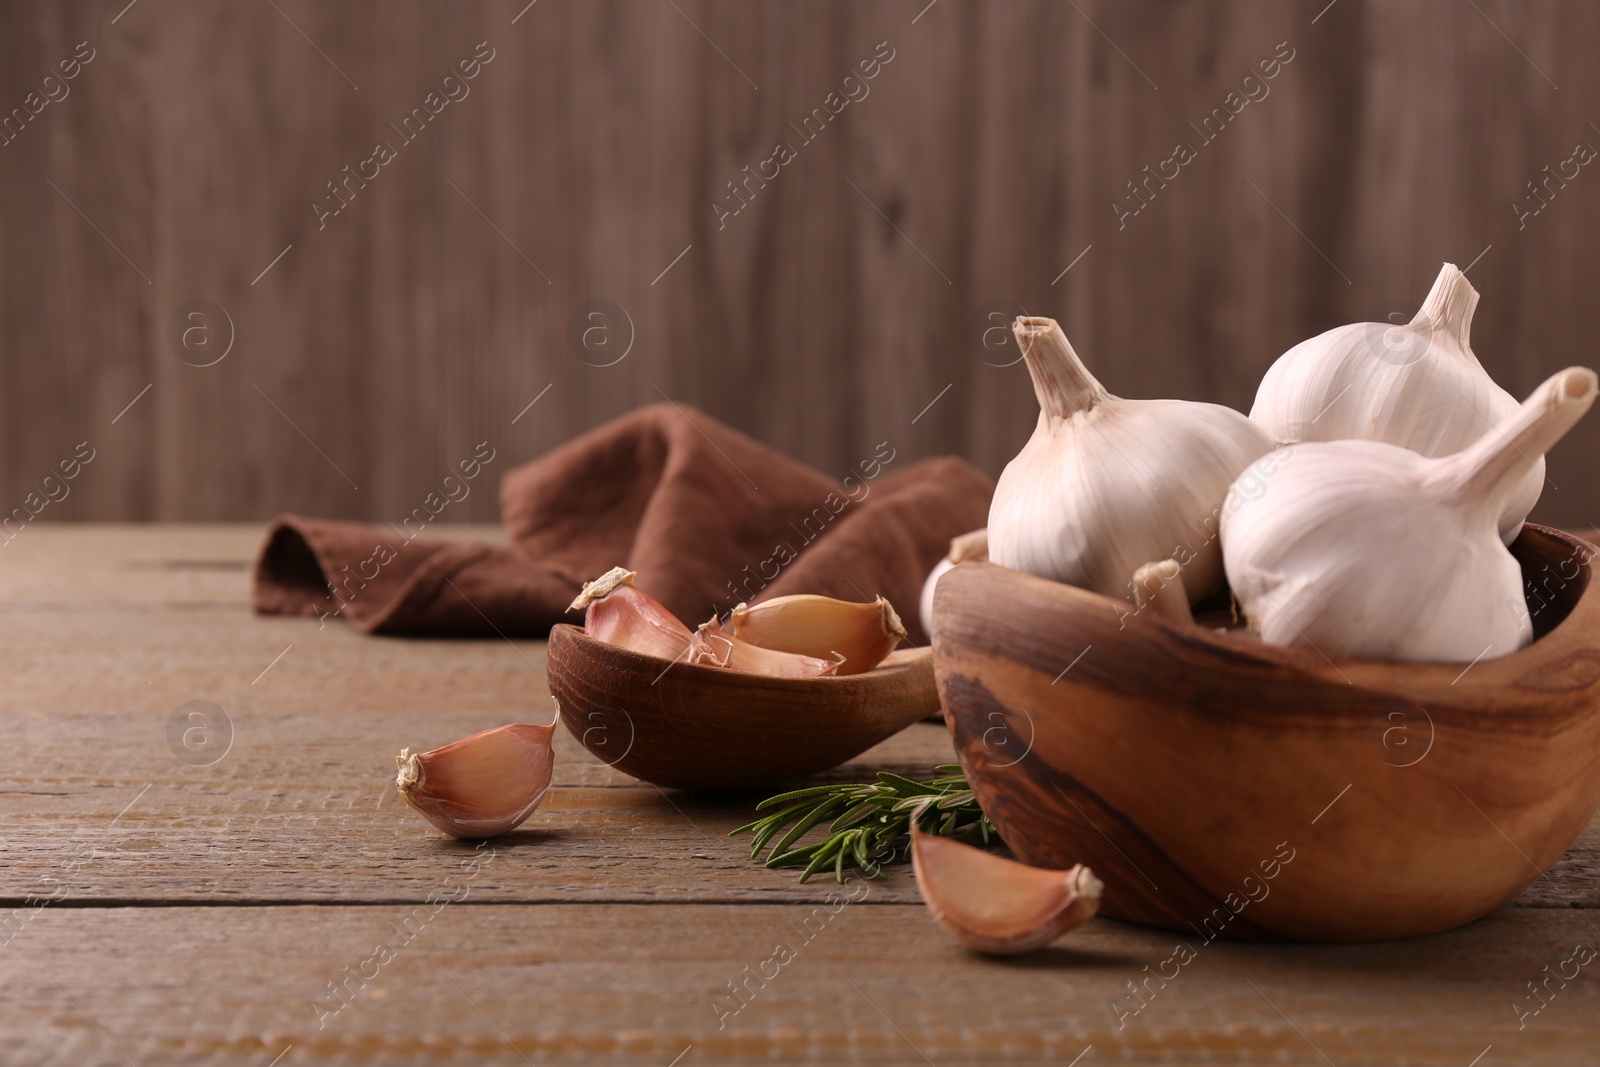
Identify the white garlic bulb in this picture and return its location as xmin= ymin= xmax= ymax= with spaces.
xmin=1250 ymin=263 xmax=1538 ymax=544
xmin=919 ymin=529 xmax=987 ymax=640
xmin=1223 ymin=367 xmax=1596 ymax=663
xmin=989 ymin=317 xmax=1273 ymax=605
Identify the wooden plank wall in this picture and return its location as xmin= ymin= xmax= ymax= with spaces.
xmin=2 ymin=0 xmax=1597 ymax=527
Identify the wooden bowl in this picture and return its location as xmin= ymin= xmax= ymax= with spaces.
xmin=546 ymin=624 xmax=939 ymax=790
xmin=932 ymin=524 xmax=1600 ymax=942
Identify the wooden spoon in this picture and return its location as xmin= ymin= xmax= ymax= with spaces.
xmin=546 ymin=623 xmax=939 ymax=790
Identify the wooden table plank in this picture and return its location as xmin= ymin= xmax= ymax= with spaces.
xmin=2 ymin=526 xmax=1595 ymax=910
xmin=2 ymin=525 xmax=1599 ymax=1065
xmin=1 ymin=700 xmax=1596 ymax=909
xmin=5 ymin=904 xmax=1598 ymax=1066
xmin=0 ymin=712 xmax=960 ymax=906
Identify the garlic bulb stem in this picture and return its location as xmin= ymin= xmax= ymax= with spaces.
xmin=1431 ymin=368 xmax=1597 ymax=510
xmin=1410 ymin=263 xmax=1479 ymax=347
xmin=947 ymin=528 xmax=989 ymax=564
xmin=1133 ymin=559 xmax=1193 ymax=625
xmin=1015 ymin=317 xmax=1109 ymax=419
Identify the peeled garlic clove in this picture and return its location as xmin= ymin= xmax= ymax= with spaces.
xmin=725 ymin=594 xmax=905 ymax=674
xmin=1250 ymin=263 xmax=1537 ymax=544
xmin=1132 ymin=558 xmax=1193 ymax=625
xmin=990 ymin=317 xmax=1272 ymax=605
xmin=568 ymin=567 xmax=694 ymax=662
xmin=920 ymin=529 xmax=989 ymax=639
xmin=1223 ymin=367 xmax=1597 ymax=662
xmin=911 ymin=825 xmax=1102 ymax=955
xmin=395 ymin=723 xmax=555 ymax=838
xmin=690 ymin=619 xmax=841 ymax=678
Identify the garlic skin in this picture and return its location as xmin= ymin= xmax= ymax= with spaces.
xmin=919 ymin=560 xmax=955 ymax=641
xmin=1132 ymin=559 xmax=1193 ymax=625
xmin=990 ymin=317 xmax=1273 ymax=604
xmin=919 ymin=529 xmax=988 ymax=640
xmin=1250 ymin=263 xmax=1537 ymax=544
xmin=396 ymin=723 xmax=555 ymax=838
xmin=726 ymin=594 xmax=905 ymax=674
xmin=911 ymin=825 xmax=1102 ymax=956
xmin=691 ymin=619 xmax=841 ymax=678
xmin=1223 ymin=367 xmax=1597 ymax=663
xmin=568 ymin=567 xmax=693 ymax=662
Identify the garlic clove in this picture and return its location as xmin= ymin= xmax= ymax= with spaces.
xmin=568 ymin=567 xmax=694 ymax=662
xmin=1132 ymin=558 xmax=1194 ymax=625
xmin=920 ymin=529 xmax=988 ymax=638
xmin=911 ymin=825 xmax=1102 ymax=955
xmin=690 ymin=618 xmax=842 ymax=678
xmin=1250 ymin=263 xmax=1537 ymax=544
xmin=395 ymin=723 xmax=555 ymax=839
xmin=989 ymin=317 xmax=1272 ymax=605
xmin=1223 ymin=367 xmax=1598 ymax=662
xmin=725 ymin=594 xmax=905 ymax=674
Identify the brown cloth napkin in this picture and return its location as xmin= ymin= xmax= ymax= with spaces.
xmin=252 ymin=403 xmax=994 ymax=644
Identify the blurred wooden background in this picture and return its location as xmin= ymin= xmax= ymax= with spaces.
xmin=3 ymin=0 xmax=1598 ymax=527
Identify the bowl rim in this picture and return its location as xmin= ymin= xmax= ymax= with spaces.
xmin=546 ymin=622 xmax=930 ymax=692
xmin=936 ymin=523 xmax=1598 ymax=692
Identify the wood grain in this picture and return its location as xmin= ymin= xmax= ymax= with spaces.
xmin=546 ymin=624 xmax=940 ymax=790
xmin=933 ymin=527 xmax=1600 ymax=942
xmin=7 ymin=905 xmax=1600 ymax=1066
xmin=3 ymin=526 xmax=1600 ymax=1062
xmin=3 ymin=2 xmax=1600 ymax=530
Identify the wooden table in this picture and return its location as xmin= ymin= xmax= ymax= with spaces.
xmin=4 ymin=526 xmax=1598 ymax=1066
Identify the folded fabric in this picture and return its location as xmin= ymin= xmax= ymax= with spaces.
xmin=252 ymin=403 xmax=995 ymax=643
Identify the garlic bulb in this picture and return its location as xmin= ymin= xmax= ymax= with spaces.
xmin=989 ymin=317 xmax=1273 ymax=604
xmin=1250 ymin=263 xmax=1538 ymax=544
xmin=918 ymin=528 xmax=988 ymax=641
xmin=1223 ymin=367 xmax=1597 ymax=663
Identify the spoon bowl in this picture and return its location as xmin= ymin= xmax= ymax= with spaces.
xmin=933 ymin=524 xmax=1600 ymax=942
xmin=547 ymin=623 xmax=939 ymax=790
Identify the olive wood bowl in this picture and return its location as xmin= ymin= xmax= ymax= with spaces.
xmin=932 ymin=524 xmax=1600 ymax=942
xmin=546 ymin=623 xmax=939 ymax=790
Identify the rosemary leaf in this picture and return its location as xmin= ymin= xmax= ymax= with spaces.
xmin=830 ymin=798 xmax=884 ymax=833
xmin=753 ymin=783 xmax=857 ymax=809
xmin=730 ymin=767 xmax=1001 ymax=883
xmin=801 ymin=838 xmax=843 ymax=882
xmin=768 ymin=795 xmax=849 ymax=858
xmin=875 ymin=771 xmax=944 ymax=795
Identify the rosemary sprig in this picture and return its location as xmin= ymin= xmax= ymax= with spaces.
xmin=730 ymin=765 xmax=1000 ymax=883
